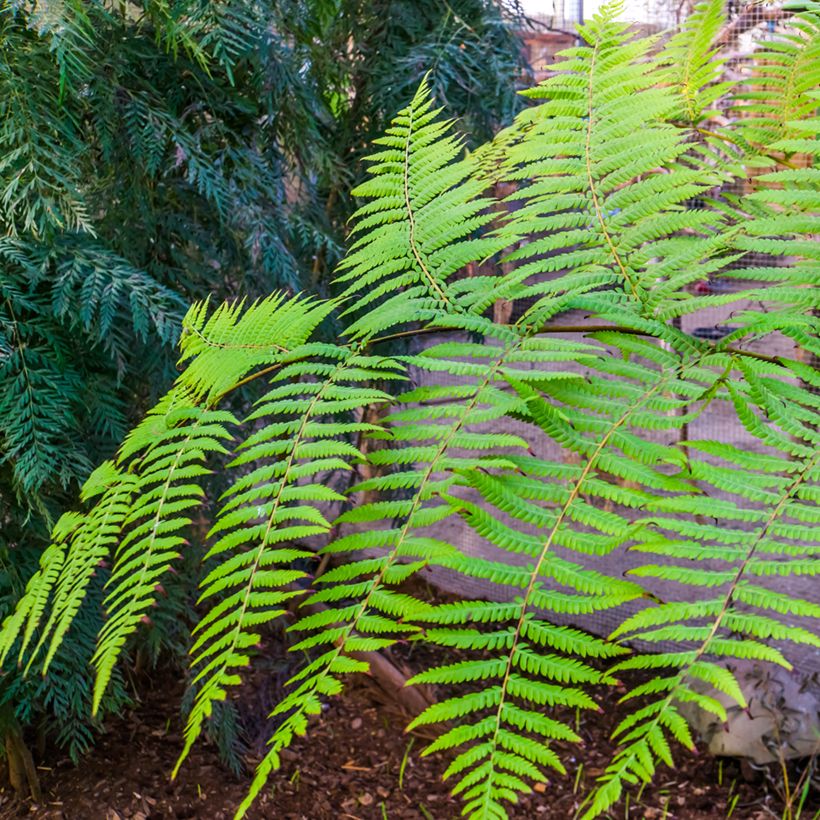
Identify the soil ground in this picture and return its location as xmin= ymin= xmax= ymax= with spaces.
xmin=1 ymin=650 xmax=816 ymax=820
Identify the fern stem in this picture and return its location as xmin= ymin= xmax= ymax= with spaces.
xmin=317 ymin=340 xmax=523 ymax=724
xmin=219 ymin=318 xmax=785 ymax=408
xmin=221 ymin=360 xmax=289 ymax=397
xmin=366 ymin=325 xmax=784 ymax=366
xmin=401 ymin=93 xmax=457 ymax=310
xmin=184 ymin=320 xmax=289 ymax=354
xmin=582 ymin=41 xmax=641 ymax=303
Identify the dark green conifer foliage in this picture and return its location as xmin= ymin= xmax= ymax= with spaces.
xmin=2 ymin=2 xmax=818 ymax=818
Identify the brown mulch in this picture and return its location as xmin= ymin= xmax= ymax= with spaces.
xmin=0 ymin=649 xmax=816 ymax=820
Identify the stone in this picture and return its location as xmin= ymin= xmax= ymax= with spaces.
xmin=678 ymin=660 xmax=820 ymax=764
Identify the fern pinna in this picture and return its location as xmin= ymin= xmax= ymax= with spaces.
xmin=1 ymin=3 xmax=818 ymax=818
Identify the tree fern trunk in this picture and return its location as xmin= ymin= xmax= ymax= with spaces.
xmin=1 ymin=711 xmax=41 ymax=803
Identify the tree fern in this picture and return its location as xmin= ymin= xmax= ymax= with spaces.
xmin=0 ymin=0 xmax=529 ymax=789
xmin=1 ymin=3 xmax=818 ymax=818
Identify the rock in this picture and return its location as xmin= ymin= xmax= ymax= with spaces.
xmin=678 ymin=660 xmax=820 ymax=764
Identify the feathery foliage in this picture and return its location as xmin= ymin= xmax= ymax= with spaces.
xmin=2 ymin=2 xmax=818 ymax=817
xmin=0 ymin=0 xmax=527 ymax=770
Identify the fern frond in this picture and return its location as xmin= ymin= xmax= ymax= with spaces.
xmin=487 ymin=3 xmax=727 ymax=324
xmin=408 ymin=333 xmax=736 ymax=817
xmin=28 ymin=463 xmax=137 ymax=675
xmin=658 ymin=0 xmax=731 ymax=124
xmin=730 ymin=10 xmax=820 ymax=149
xmin=586 ymin=395 xmax=820 ymax=818
xmin=175 ymin=345 xmax=403 ymax=774
xmin=91 ymin=390 xmax=235 ymax=712
xmin=178 ymin=293 xmax=338 ymax=402
xmin=337 ymin=77 xmax=508 ymax=338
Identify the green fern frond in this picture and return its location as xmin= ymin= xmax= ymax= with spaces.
xmin=178 ymin=293 xmax=338 ymax=402
xmin=730 ymin=10 xmax=820 ymax=149
xmin=406 ymin=335 xmax=738 ymax=817
xmin=658 ymin=0 xmax=731 ymax=124
xmin=586 ymin=417 xmax=819 ymax=817
xmin=337 ymin=77 xmax=509 ymax=338
xmin=28 ymin=462 xmax=137 ymax=675
xmin=175 ymin=345 xmax=403 ymax=774
xmin=488 ymin=4 xmax=727 ymax=323
xmin=91 ymin=390 xmax=235 ymax=713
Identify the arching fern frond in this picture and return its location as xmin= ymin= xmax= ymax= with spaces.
xmin=175 ymin=344 xmax=404 ymax=774
xmin=406 ymin=336 xmax=732 ymax=818
xmin=730 ymin=8 xmax=820 ymax=149
xmin=658 ymin=0 xmax=731 ymax=126
xmin=90 ymin=389 xmax=236 ymax=712
xmin=6 ymin=462 xmax=137 ymax=676
xmin=580 ymin=341 xmax=820 ymax=816
xmin=487 ymin=5 xmax=727 ymax=326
